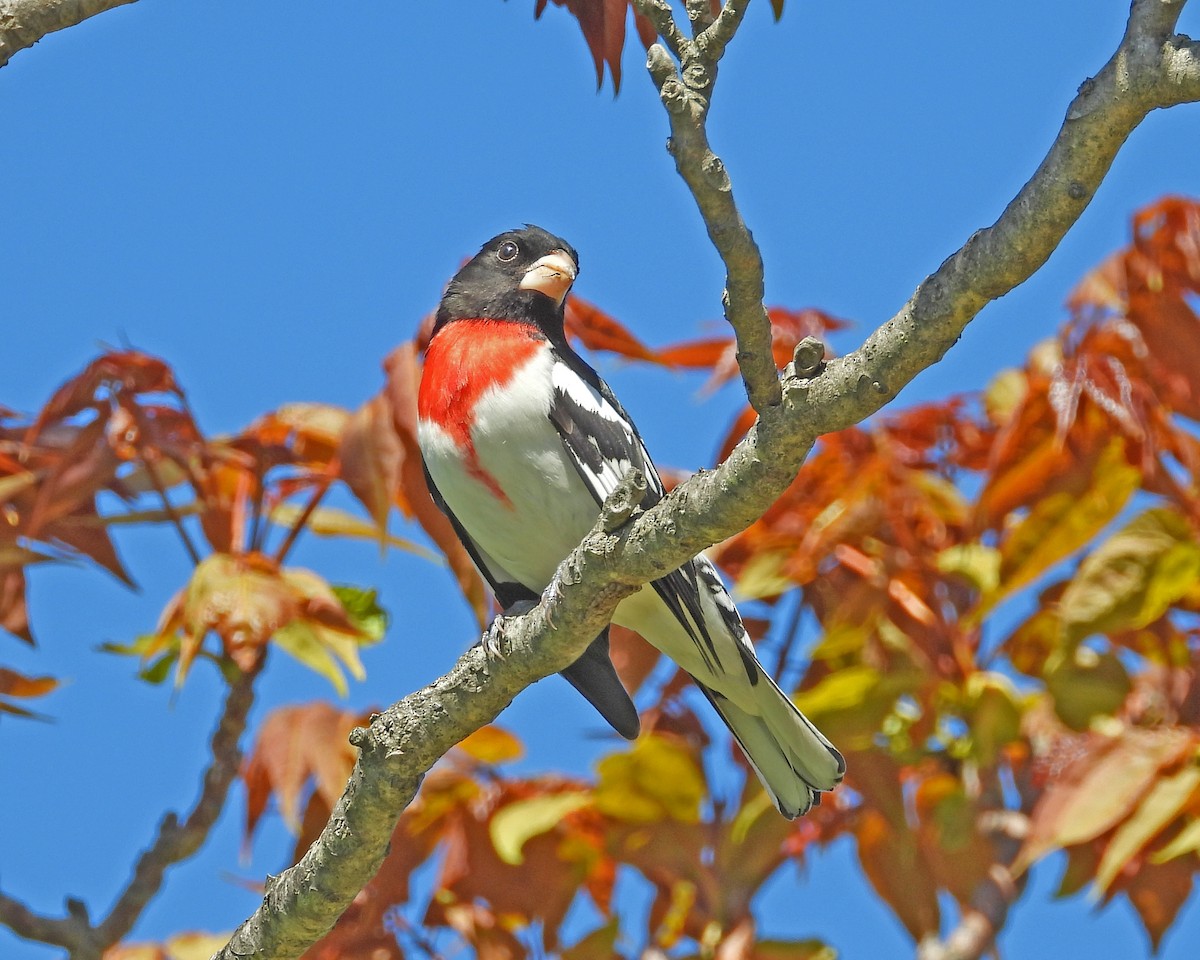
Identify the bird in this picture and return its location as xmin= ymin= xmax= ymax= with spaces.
xmin=416 ymin=224 xmax=844 ymax=817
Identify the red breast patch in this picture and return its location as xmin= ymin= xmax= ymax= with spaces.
xmin=418 ymin=319 xmax=544 ymax=504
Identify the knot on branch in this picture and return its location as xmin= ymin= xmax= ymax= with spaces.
xmin=702 ymin=154 xmax=730 ymax=191
xmin=600 ymin=469 xmax=649 ymax=533
xmin=682 ymin=60 xmax=712 ymax=93
xmin=792 ymin=336 xmax=826 ymax=377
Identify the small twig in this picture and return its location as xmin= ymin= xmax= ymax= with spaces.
xmin=97 ymin=666 xmax=259 ymax=945
xmin=635 ymin=0 xmax=782 ymax=415
xmin=272 ymin=465 xmax=337 ymax=564
xmin=636 ymin=0 xmax=691 ymax=59
xmin=771 ymin=587 xmax=807 ymax=687
xmin=142 ymin=453 xmax=202 ymax=566
xmin=696 ymin=0 xmax=750 ymax=61
xmin=915 ymin=807 xmax=1032 ymax=960
xmin=0 ymin=891 xmax=99 ymax=956
xmin=0 ymin=667 xmax=259 ymax=958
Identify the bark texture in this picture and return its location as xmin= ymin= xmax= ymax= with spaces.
xmin=0 ymin=0 xmax=137 ymax=67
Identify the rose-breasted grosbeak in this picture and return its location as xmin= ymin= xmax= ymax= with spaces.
xmin=417 ymin=225 xmax=844 ymax=817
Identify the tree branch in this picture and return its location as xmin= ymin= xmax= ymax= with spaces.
xmin=214 ymin=476 xmax=646 ymax=960
xmin=637 ymin=0 xmax=781 ymax=414
xmin=0 ymin=667 xmax=258 ymax=959
xmin=916 ymin=811 xmax=1031 ymax=960
xmin=96 ymin=667 xmax=259 ymax=947
xmin=0 ymin=0 xmax=138 ymax=68
xmin=213 ymin=2 xmax=1200 ymax=957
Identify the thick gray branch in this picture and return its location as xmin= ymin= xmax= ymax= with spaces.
xmin=214 ymin=2 xmax=1200 ymax=958
xmin=214 ymin=478 xmax=645 ymax=960
xmin=0 ymin=0 xmax=137 ymax=68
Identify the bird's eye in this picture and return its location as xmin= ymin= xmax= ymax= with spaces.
xmin=497 ymin=240 xmax=520 ymax=262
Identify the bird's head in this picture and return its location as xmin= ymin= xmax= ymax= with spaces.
xmin=434 ymin=225 xmax=579 ymax=337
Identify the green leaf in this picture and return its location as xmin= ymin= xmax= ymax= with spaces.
xmin=138 ymin=653 xmax=178 ymax=685
xmin=489 ymin=791 xmax=590 ymax=865
xmin=963 ymin=672 xmax=1023 ymax=765
xmin=1061 ymin=508 xmax=1200 ymax=644
xmin=1096 ymin=762 xmax=1200 ymax=891
xmin=732 ymin=551 xmax=794 ymax=601
xmin=561 ymin=920 xmax=620 ymax=960
xmin=330 ymin=585 xmax=389 ymax=644
xmin=1045 ymin=647 xmax=1131 ymax=731
xmin=273 ymin=621 xmax=349 ymax=697
xmin=937 ymin=543 xmax=1001 ymax=596
xmin=757 ymin=940 xmax=838 ymax=960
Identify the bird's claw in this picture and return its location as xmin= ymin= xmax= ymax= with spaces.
xmin=543 ymin=571 xmax=567 ymax=630
xmin=483 ymin=599 xmax=539 ymax=661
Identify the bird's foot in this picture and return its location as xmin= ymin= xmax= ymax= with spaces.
xmin=483 ymin=599 xmax=539 ymax=660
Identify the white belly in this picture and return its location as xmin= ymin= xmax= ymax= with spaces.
xmin=418 ymin=350 xmax=599 ymax=590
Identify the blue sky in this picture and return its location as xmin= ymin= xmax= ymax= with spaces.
xmin=3 ymin=0 xmax=1200 ymax=957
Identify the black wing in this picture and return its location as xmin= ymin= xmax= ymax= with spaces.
xmin=421 ymin=460 xmax=640 ymax=740
xmin=547 ymin=348 xmax=724 ymax=678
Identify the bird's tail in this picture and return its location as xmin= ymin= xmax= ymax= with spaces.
xmin=696 ymin=669 xmax=845 ymax=819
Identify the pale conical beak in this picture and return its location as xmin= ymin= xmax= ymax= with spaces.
xmin=518 ymin=250 xmax=577 ymax=306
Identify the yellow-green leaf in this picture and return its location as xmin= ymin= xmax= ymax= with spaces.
xmin=1096 ymin=763 xmax=1200 ymax=892
xmin=273 ymin=622 xmax=349 ymax=697
xmin=1152 ymin=817 xmax=1200 ymax=864
xmin=330 ymin=585 xmax=389 ymax=643
xmin=489 ymin=791 xmax=590 ymax=865
xmin=1045 ymin=647 xmax=1131 ymax=731
xmin=937 ymin=543 xmax=1001 ymax=596
xmin=458 ymin=724 xmax=525 ymax=765
xmin=733 ymin=551 xmax=794 ymax=601
xmin=963 ymin=672 xmax=1023 ymax=765
xmin=793 ymin=665 xmax=881 ymax=716
xmin=270 ymin=504 xmax=441 ymax=563
xmin=594 ymin=735 xmax=706 ymax=824
xmin=993 ymin=439 xmax=1138 ymax=609
xmin=1061 ymin=508 xmax=1200 ymax=644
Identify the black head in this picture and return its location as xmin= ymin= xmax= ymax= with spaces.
xmin=433 ymin=225 xmax=580 ymax=337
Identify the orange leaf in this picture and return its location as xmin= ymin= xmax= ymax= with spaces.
xmin=241 ymin=701 xmax=369 ymax=839
xmin=339 ymin=393 xmax=404 ymax=530
xmin=0 ymin=567 xmax=33 ymax=644
xmin=854 ymin=808 xmax=940 ymax=940
xmin=1123 ymin=855 xmax=1196 ymax=951
xmin=0 ymin=667 xmax=58 ymax=699
xmin=457 ymin=724 xmax=525 ymax=765
xmin=1017 ymin=727 xmax=1198 ymax=872
xmin=564 ymin=294 xmax=659 ymax=363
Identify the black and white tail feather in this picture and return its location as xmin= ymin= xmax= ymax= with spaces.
xmin=548 ymin=343 xmax=844 ymax=817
